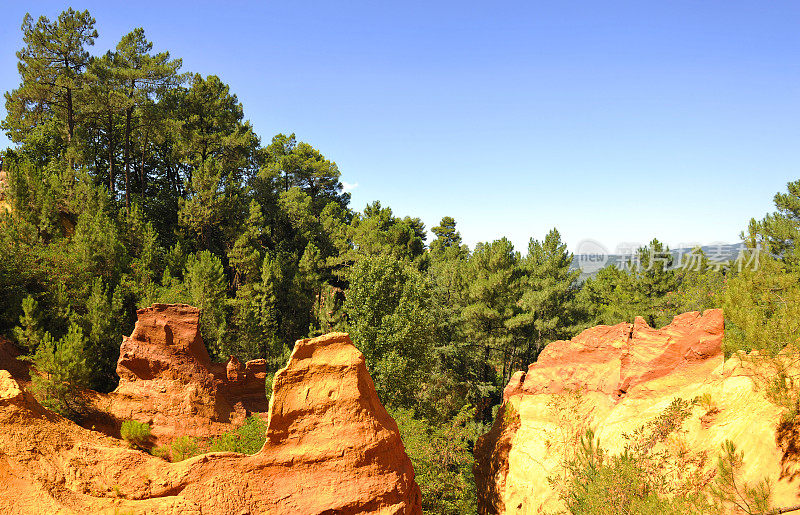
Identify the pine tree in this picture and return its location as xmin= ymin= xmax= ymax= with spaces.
xmin=3 ymin=9 xmax=97 ymax=162
xmin=177 ymin=74 xmax=259 ymax=176
xmin=228 ymin=200 xmax=265 ymax=286
xmin=71 ymin=186 xmax=124 ymax=283
xmin=343 ymin=254 xmax=435 ymax=408
xmin=178 ymin=159 xmax=225 ymax=248
xmin=299 ymin=242 xmax=325 ymax=333
xmin=114 ymin=28 xmax=182 ymax=208
xmin=27 ymin=322 xmax=90 ymax=419
xmin=460 ymin=237 xmax=521 ymax=419
xmin=510 ymin=229 xmax=582 ymax=368
xmin=430 ymin=216 xmax=464 ymax=255
xmin=13 ymin=295 xmax=44 ymax=351
xmin=258 ymin=251 xmax=284 ymax=361
xmin=634 ymin=238 xmax=677 ymax=325
xmin=85 ymin=278 xmax=123 ymax=391
xmin=184 ymin=250 xmax=228 ymax=357
xmin=748 ymin=179 xmax=800 ymax=269
xmin=81 ymin=51 xmax=126 ymax=193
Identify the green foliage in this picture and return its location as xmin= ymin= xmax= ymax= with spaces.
xmin=391 ymin=406 xmax=478 ymax=514
xmin=151 ymin=446 xmax=171 ymax=461
xmin=583 ymin=239 xmax=680 ymax=328
xmin=120 ymin=419 xmax=151 ymax=449
xmin=228 ymin=201 xmax=264 ymax=284
xmin=184 ymin=250 xmax=228 ymax=357
xmin=170 ymin=436 xmax=203 ymax=462
xmin=748 ymin=179 xmax=800 ymax=268
xmin=710 ymin=440 xmax=772 ymax=514
xmin=85 ymin=278 xmax=124 ymax=391
xmin=344 ymin=254 xmax=434 ymax=408
xmin=5 ymin=11 xmax=800 ymax=512
xmin=559 ymin=400 xmax=714 ymax=515
xmin=510 ymin=229 xmax=582 ymax=368
xmin=262 ymin=134 xmax=349 ymax=212
xmin=3 ymin=8 xmax=98 ymax=154
xmin=208 ymin=416 xmax=267 ymax=454
xmin=430 ymin=216 xmax=467 ymax=257
xmin=13 ymin=295 xmax=43 ymax=350
xmin=338 ymin=201 xmax=426 ymax=264
xmin=697 ymin=393 xmax=717 ymax=414
xmin=721 ymin=180 xmax=800 ymax=358
xmin=501 ymin=401 xmax=520 ymax=428
xmin=722 ymin=253 xmax=800 ymax=356
xmin=459 ymin=237 xmax=520 ymax=418
xmin=663 ymin=261 xmax=725 ymax=322
xmin=26 ymin=322 xmax=90 ymax=419
xmin=178 ymin=159 xmax=227 ymax=247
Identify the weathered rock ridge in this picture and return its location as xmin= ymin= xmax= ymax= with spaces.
xmin=106 ymin=303 xmax=269 ymax=445
xmin=0 ymin=312 xmax=421 ymax=513
xmin=475 ymin=309 xmax=800 ymax=513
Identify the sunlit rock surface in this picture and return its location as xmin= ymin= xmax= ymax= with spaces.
xmin=106 ymin=303 xmax=270 ymax=446
xmin=0 ymin=325 xmax=421 ymax=514
xmin=476 ymin=309 xmax=800 ymax=513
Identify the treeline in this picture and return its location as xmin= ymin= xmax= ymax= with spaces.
xmin=2 ymin=9 xmax=799 ymax=514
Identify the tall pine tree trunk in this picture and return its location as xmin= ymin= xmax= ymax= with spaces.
xmin=107 ymin=112 xmax=115 ymax=193
xmin=66 ymin=85 xmax=75 ymax=170
xmin=66 ymin=88 xmax=74 ymax=144
xmin=140 ymin=130 xmax=148 ymax=194
xmin=124 ymin=106 xmax=132 ymax=209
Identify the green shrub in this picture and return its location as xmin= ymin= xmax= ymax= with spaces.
xmin=12 ymin=295 xmax=43 ymax=350
xmin=390 ymin=405 xmax=477 ymax=515
xmin=25 ymin=322 xmax=90 ymax=420
xmin=120 ymin=420 xmax=151 ymax=450
xmin=208 ymin=416 xmax=267 ymax=454
xmin=501 ymin=402 xmax=520 ymax=428
xmin=559 ymin=399 xmax=715 ymax=514
xmin=151 ymin=445 xmax=171 ymax=461
xmin=710 ymin=440 xmax=772 ymax=514
xmin=696 ymin=393 xmax=716 ymax=412
xmin=170 ymin=436 xmax=203 ymax=462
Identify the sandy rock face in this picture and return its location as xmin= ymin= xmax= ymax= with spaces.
xmin=106 ymin=303 xmax=269 ymax=445
xmin=0 ymin=370 xmax=23 ymax=405
xmin=0 ymin=330 xmax=421 ymax=514
xmin=0 ymin=336 xmax=29 ymax=382
xmin=476 ymin=309 xmax=800 ymax=514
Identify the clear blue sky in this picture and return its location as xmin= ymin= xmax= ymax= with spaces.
xmin=1 ymin=1 xmax=798 ymax=253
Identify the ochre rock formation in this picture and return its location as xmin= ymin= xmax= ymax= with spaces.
xmin=476 ymin=309 xmax=800 ymax=513
xmin=0 ymin=336 xmax=29 ymax=382
xmin=106 ymin=303 xmax=269 ymax=445
xmin=0 ymin=331 xmax=421 ymax=513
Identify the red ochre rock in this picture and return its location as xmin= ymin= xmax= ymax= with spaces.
xmin=106 ymin=303 xmax=269 ymax=445
xmin=0 ymin=326 xmax=422 ymax=514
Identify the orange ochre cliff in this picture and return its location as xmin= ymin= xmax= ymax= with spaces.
xmin=0 ymin=304 xmax=421 ymax=514
xmin=106 ymin=303 xmax=271 ymax=446
xmin=474 ymin=309 xmax=800 ymax=514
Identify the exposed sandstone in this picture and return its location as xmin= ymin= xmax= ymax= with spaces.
xmin=476 ymin=309 xmax=800 ymax=513
xmin=0 ymin=331 xmax=421 ymax=514
xmin=0 ymin=336 xmax=29 ymax=382
xmin=106 ymin=303 xmax=268 ymax=445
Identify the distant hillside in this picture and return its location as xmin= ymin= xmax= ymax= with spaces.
xmin=571 ymin=242 xmax=747 ymax=281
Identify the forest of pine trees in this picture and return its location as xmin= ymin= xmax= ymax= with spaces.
xmin=2 ymin=9 xmax=800 ymax=514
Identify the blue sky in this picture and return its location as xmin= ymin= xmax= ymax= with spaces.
xmin=1 ymin=1 xmax=798 ymax=253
